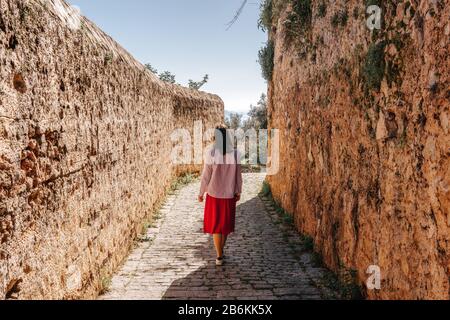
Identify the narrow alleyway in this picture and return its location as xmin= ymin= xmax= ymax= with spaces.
xmin=101 ymin=173 xmax=336 ymax=300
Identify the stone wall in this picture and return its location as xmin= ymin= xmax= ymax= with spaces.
xmin=0 ymin=0 xmax=223 ymax=299
xmin=266 ymin=0 xmax=449 ymax=299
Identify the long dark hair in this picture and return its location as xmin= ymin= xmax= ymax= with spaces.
xmin=214 ymin=127 xmax=233 ymax=156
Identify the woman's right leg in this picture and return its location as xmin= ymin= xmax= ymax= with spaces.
xmin=213 ymin=234 xmax=223 ymax=258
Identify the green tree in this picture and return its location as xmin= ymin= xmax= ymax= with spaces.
xmin=258 ymin=0 xmax=272 ymax=31
xmin=244 ymin=94 xmax=268 ymax=130
xmin=159 ymin=71 xmax=176 ymax=84
xmin=225 ymin=112 xmax=243 ymax=130
xmin=258 ymin=40 xmax=274 ymax=81
xmin=145 ymin=63 xmax=158 ymax=74
xmin=145 ymin=64 xmax=210 ymax=89
xmin=188 ymin=74 xmax=209 ymax=90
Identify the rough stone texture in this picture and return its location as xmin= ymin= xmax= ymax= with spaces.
xmin=266 ymin=0 xmax=449 ymax=299
xmin=101 ymin=173 xmax=335 ymax=300
xmin=0 ymin=0 xmax=222 ymax=299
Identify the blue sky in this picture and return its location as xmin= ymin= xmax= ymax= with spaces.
xmin=67 ymin=0 xmax=267 ymax=113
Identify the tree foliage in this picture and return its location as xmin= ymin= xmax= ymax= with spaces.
xmin=225 ymin=112 xmax=243 ymax=130
xmin=145 ymin=63 xmax=158 ymax=74
xmin=244 ymin=94 xmax=268 ymax=130
xmin=225 ymin=94 xmax=268 ymax=131
xmin=159 ymin=71 xmax=176 ymax=84
xmin=258 ymin=0 xmax=273 ymax=31
xmin=258 ymin=40 xmax=275 ymax=81
xmin=188 ymin=74 xmax=209 ymax=90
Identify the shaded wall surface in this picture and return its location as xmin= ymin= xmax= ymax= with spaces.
xmin=0 ymin=0 xmax=223 ymax=299
xmin=267 ymin=0 xmax=449 ymax=299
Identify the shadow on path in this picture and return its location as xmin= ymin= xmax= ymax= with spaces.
xmin=162 ymin=197 xmax=323 ymax=300
xmin=101 ymin=174 xmax=334 ymax=300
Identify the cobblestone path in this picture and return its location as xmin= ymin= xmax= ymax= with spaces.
xmin=101 ymin=173 xmax=336 ymax=300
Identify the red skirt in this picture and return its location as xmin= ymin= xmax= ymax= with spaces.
xmin=204 ymin=194 xmax=236 ymax=236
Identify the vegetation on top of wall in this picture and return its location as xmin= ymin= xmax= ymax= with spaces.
xmin=145 ymin=64 xmax=209 ymax=90
xmin=145 ymin=64 xmax=177 ymax=84
xmin=257 ymin=0 xmax=312 ymax=67
xmin=188 ymin=75 xmax=209 ymax=90
xmin=145 ymin=63 xmax=158 ymax=74
xmin=362 ymin=41 xmax=386 ymax=91
xmin=258 ymin=40 xmax=275 ymax=81
xmin=258 ymin=0 xmax=289 ymax=32
xmin=258 ymin=0 xmax=273 ymax=31
xmin=159 ymin=71 xmax=176 ymax=84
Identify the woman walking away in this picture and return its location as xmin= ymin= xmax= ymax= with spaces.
xmin=198 ymin=127 xmax=243 ymax=266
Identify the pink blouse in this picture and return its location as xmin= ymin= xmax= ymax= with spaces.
xmin=199 ymin=149 xmax=243 ymax=199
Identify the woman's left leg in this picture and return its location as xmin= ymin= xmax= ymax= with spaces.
xmin=213 ymin=234 xmax=223 ymax=258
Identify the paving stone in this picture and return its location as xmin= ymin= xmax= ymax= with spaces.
xmin=100 ymin=173 xmax=335 ymax=300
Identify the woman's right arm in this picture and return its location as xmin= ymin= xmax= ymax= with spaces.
xmin=198 ymin=163 xmax=213 ymax=201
